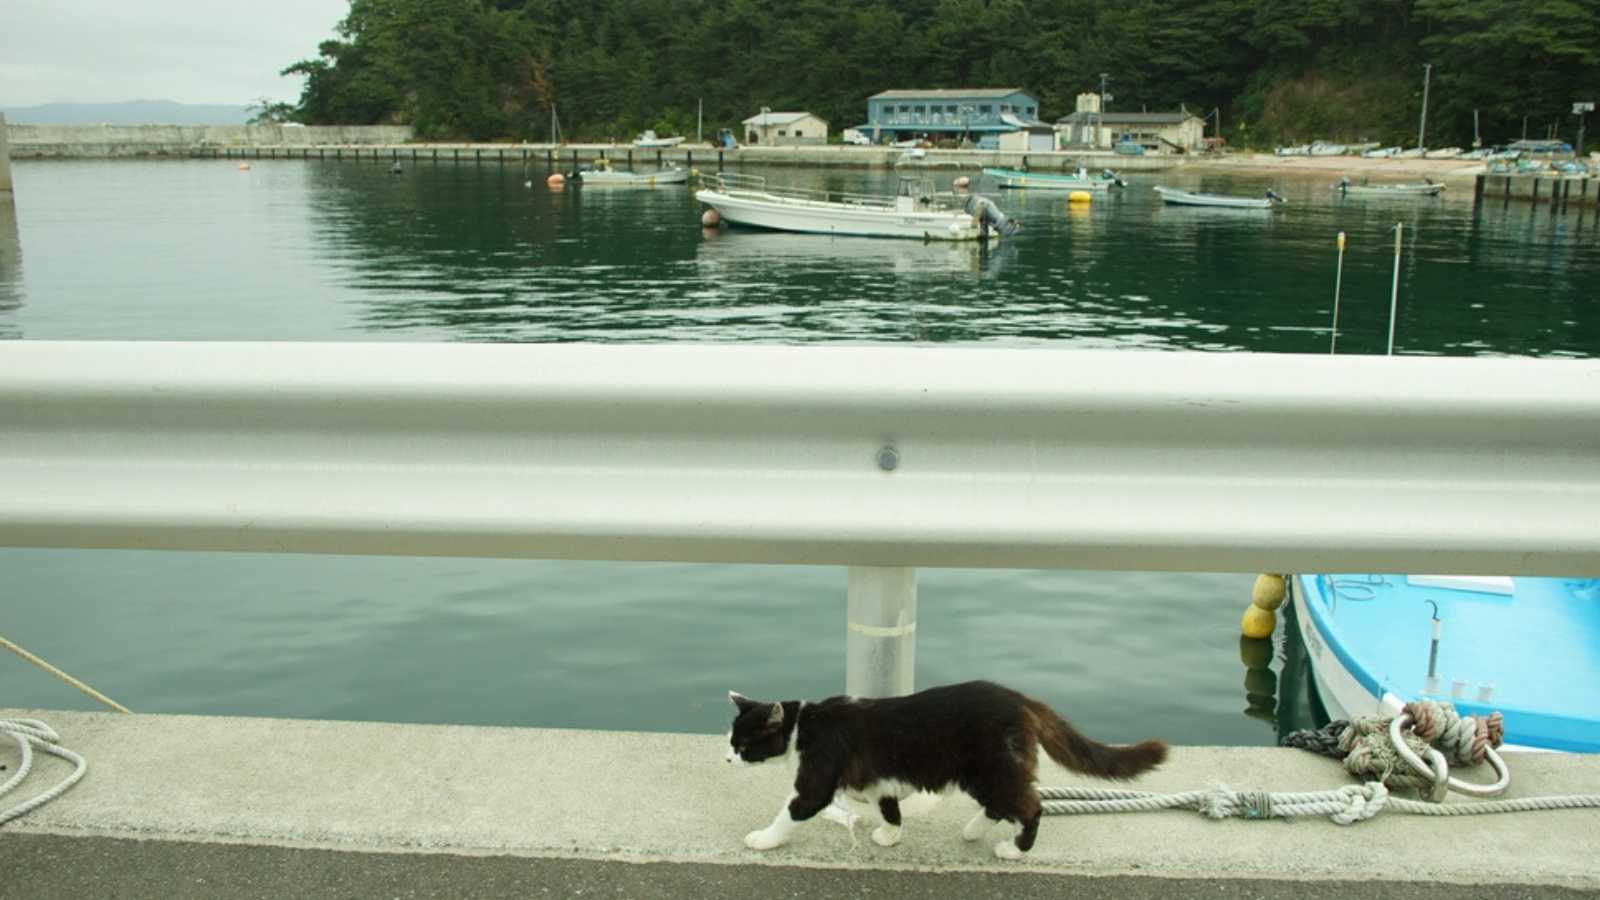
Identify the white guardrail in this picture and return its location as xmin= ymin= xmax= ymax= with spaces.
xmin=2 ymin=341 xmax=1598 ymax=576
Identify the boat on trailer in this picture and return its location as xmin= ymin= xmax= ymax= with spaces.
xmin=1292 ymin=573 xmax=1600 ymax=753
xmin=695 ymin=172 xmax=1017 ymax=241
xmin=571 ymin=159 xmax=689 ymax=186
xmin=632 ymin=130 xmax=686 ymax=148
xmin=1153 ymin=186 xmax=1285 ymax=209
xmin=1334 ymin=177 xmax=1444 ymax=196
xmin=983 ymin=167 xmax=1126 ymax=191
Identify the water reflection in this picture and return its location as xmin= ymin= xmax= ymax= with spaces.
xmin=0 ymin=198 xmax=21 ymax=339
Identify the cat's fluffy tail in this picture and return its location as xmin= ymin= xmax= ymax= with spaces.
xmin=1026 ymin=699 xmax=1168 ymax=780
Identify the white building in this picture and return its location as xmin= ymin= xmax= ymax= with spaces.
xmin=1055 ymin=92 xmax=1206 ymax=152
xmin=742 ymin=111 xmax=829 ymax=146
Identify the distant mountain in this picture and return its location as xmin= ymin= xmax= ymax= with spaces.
xmin=1 ymin=100 xmax=253 ymax=126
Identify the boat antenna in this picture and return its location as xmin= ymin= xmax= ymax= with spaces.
xmin=1330 ymin=231 xmax=1346 ymax=354
xmin=1423 ymin=599 xmax=1441 ymax=696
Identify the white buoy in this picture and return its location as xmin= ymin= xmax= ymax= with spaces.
xmin=701 ymin=208 xmax=721 ymax=227
xmin=952 ymin=176 xmax=970 ymax=189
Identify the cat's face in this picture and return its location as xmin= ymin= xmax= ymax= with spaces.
xmin=725 ymin=691 xmax=790 ymax=765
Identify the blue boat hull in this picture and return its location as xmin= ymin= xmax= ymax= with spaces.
xmin=1292 ymin=573 xmax=1600 ymax=753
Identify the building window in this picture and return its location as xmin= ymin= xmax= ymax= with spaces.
xmin=794 ymin=130 xmax=803 ymax=137
xmin=979 ymin=104 xmax=992 ymax=115
xmin=1027 ymin=106 xmax=1036 ymax=117
xmin=778 ymin=129 xmax=787 ymax=136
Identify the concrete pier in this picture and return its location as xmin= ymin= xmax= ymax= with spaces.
xmin=0 ymin=113 xmax=14 ymax=194
xmin=3 ymin=709 xmax=1597 ymax=897
xmin=1475 ymin=172 xmax=1597 ymax=208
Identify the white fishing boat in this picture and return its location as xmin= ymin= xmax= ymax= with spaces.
xmin=633 ymin=130 xmax=686 ymax=148
xmin=1362 ymin=146 xmax=1401 ymax=158
xmin=1309 ymin=141 xmax=1348 ymax=156
xmin=1153 ymin=186 xmax=1285 ymax=209
xmin=1395 ymin=147 xmax=1426 ymax=159
xmin=1275 ymin=144 xmax=1310 ymax=157
xmin=695 ymin=172 xmax=1017 ymax=241
xmin=1334 ymin=177 xmax=1443 ymax=196
xmin=983 ymin=167 xmax=1126 ymax=191
xmin=1423 ymin=147 xmax=1464 ymax=159
xmin=572 ymin=159 xmax=690 ymax=186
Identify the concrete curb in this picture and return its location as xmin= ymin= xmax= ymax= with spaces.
xmin=4 ymin=709 xmax=1597 ymax=888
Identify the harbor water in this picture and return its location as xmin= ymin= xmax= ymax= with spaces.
xmin=1 ymin=159 xmax=1595 ymax=744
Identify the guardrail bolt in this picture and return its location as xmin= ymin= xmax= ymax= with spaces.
xmin=877 ymin=446 xmax=900 ymax=471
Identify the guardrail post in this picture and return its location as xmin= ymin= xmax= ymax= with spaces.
xmin=846 ymin=566 xmax=917 ymax=698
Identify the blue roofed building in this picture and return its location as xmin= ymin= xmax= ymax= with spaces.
xmin=858 ymin=88 xmax=1055 ymax=150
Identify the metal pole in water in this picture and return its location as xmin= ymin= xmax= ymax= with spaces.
xmin=1387 ymin=223 xmax=1403 ymax=355
xmin=1417 ymin=63 xmax=1432 ymax=151
xmin=846 ymin=567 xmax=917 ymax=698
xmin=1330 ymin=231 xmax=1346 ymax=354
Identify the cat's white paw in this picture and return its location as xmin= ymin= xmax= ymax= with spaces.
xmin=870 ymin=824 xmax=902 ymax=847
xmin=961 ymin=812 xmax=991 ymax=842
xmin=744 ymin=828 xmax=786 ymax=851
xmin=992 ymin=839 xmax=1023 ymax=861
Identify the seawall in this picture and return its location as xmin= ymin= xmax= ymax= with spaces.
xmin=4 ymin=123 xmax=415 ymax=158
xmin=3 ymin=708 xmax=1597 ymax=898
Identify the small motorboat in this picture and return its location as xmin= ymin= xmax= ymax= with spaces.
xmin=570 ymin=158 xmax=689 ymax=186
xmin=633 ymin=130 xmax=686 ymax=148
xmin=1334 ymin=177 xmax=1443 ymax=196
xmin=1153 ymin=185 xmax=1285 ymax=209
xmin=984 ymin=166 xmax=1125 ymax=191
xmin=1292 ymin=573 xmax=1600 ymax=753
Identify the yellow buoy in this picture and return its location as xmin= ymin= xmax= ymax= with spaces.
xmin=1251 ymin=574 xmax=1287 ymax=611
xmin=1067 ymin=190 xmax=1092 ymax=204
xmin=1241 ymin=604 xmax=1276 ymax=639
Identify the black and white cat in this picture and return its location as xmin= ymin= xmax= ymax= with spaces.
xmin=725 ymin=680 xmax=1167 ymax=859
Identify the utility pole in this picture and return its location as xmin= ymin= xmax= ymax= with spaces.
xmin=1417 ymin=63 xmax=1432 ymax=151
xmin=1098 ymin=73 xmax=1109 ymax=150
xmin=1575 ymin=102 xmax=1594 ymax=157
xmin=697 ymin=98 xmax=703 ymax=144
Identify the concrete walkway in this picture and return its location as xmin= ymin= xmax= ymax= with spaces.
xmin=4 ymin=710 xmax=1598 ymax=895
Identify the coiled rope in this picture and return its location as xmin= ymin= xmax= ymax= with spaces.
xmin=1 ymin=718 xmax=88 ymax=826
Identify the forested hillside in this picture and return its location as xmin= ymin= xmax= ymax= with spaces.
xmin=282 ymin=0 xmax=1599 ymax=148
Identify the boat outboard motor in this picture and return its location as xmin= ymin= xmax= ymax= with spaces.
xmin=965 ymin=193 xmax=1019 ymax=239
xmin=1102 ymin=168 xmax=1127 ymax=187
xmin=1266 ymin=189 xmax=1286 ymax=204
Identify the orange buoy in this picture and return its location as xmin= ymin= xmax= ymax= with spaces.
xmin=546 ymin=173 xmax=566 ymax=188
xmin=237 ymin=163 xmax=251 ymax=171
xmin=701 ymin=208 xmax=721 ymax=227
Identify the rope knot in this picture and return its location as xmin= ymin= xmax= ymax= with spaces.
xmin=1330 ymin=783 xmax=1388 ymax=825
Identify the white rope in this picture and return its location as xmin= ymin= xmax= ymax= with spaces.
xmin=1038 ymin=782 xmax=1600 ymax=825
xmin=0 ymin=718 xmax=88 ymax=826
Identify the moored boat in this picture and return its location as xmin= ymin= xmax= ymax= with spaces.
xmin=1334 ymin=177 xmax=1443 ymax=196
xmin=1153 ymin=185 xmax=1285 ymax=209
xmin=984 ymin=166 xmax=1125 ymax=191
xmin=571 ymin=159 xmax=690 ymax=186
xmin=695 ymin=172 xmax=1017 ymax=241
xmin=1291 ymin=573 xmax=1600 ymax=753
xmin=1362 ymin=146 xmax=1401 ymax=159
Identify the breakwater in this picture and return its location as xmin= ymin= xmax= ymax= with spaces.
xmin=5 ymin=124 xmax=414 ymax=158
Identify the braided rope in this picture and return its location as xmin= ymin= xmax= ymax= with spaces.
xmin=1 ymin=633 xmax=131 ymax=714
xmin=1039 ymin=782 xmax=1600 ymax=825
xmin=1 ymin=718 xmax=89 ymax=826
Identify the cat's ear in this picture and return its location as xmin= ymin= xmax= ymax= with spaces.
xmin=766 ymin=703 xmax=785 ymax=728
xmin=729 ymin=691 xmax=757 ymax=712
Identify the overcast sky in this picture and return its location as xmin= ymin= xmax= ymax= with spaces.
xmin=2 ymin=0 xmax=348 ymax=107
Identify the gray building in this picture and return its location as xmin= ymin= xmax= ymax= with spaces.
xmin=1056 ymin=95 xmax=1206 ymax=153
